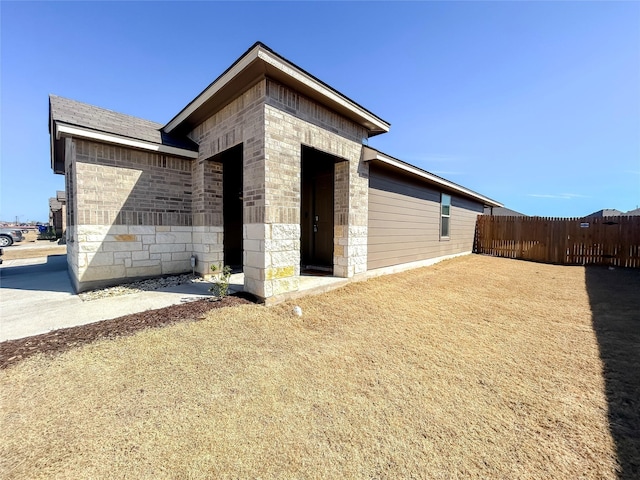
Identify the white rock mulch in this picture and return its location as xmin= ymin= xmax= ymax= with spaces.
xmin=79 ymin=274 xmax=206 ymax=301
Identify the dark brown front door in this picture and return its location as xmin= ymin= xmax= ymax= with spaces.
xmin=302 ymin=148 xmax=334 ymax=271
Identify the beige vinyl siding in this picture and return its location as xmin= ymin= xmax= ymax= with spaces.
xmin=367 ymin=164 xmax=483 ymax=270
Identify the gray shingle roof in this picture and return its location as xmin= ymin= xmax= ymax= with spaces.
xmin=49 ymin=196 xmax=63 ymax=210
xmin=483 ymin=206 xmax=527 ymax=216
xmin=583 ymin=209 xmax=624 ymax=218
xmin=49 ymin=95 xmax=197 ymax=151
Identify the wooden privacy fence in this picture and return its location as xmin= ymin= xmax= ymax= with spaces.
xmin=474 ymin=215 xmax=640 ymax=268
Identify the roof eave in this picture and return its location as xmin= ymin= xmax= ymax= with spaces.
xmin=363 ymin=146 xmax=503 ymax=208
xmin=49 ymin=98 xmax=63 ymax=174
xmin=54 ymin=122 xmax=199 ymax=159
xmin=163 ymin=42 xmax=390 ymax=137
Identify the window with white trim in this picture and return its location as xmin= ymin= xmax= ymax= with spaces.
xmin=440 ymin=193 xmax=451 ymax=238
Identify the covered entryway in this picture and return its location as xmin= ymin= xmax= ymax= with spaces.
xmin=301 ymin=146 xmax=336 ymax=273
xmin=219 ymin=144 xmax=243 ymax=270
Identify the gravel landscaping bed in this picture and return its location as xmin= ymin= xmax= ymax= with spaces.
xmin=78 ymin=273 xmax=206 ymax=301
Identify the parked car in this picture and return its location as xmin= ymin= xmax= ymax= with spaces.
xmin=0 ymin=228 xmax=24 ymax=247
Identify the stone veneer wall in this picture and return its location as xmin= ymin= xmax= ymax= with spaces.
xmin=67 ymin=138 xmax=195 ymax=292
xmin=191 ymin=159 xmax=223 ymax=275
xmin=64 ymin=138 xmax=80 ymax=287
xmin=188 ymin=81 xmax=266 ymax=289
xmin=187 ymin=78 xmax=369 ymax=300
xmin=64 ymin=77 xmax=372 ymax=297
xmin=256 ymin=79 xmax=369 ymax=298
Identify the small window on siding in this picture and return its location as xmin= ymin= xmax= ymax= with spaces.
xmin=441 ymin=193 xmax=451 ymax=238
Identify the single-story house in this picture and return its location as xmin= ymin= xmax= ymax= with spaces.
xmin=583 ymin=208 xmax=640 ymax=218
xmin=48 ymin=190 xmax=67 ymax=239
xmin=583 ymin=209 xmax=624 ymax=218
xmin=49 ymin=42 xmax=501 ymax=301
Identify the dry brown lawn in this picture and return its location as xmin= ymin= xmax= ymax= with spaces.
xmin=1 ymin=232 xmax=66 ymax=260
xmin=1 ymin=255 xmax=637 ymax=479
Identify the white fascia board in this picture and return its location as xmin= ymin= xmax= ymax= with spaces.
xmin=164 ymin=45 xmax=262 ymax=133
xmin=364 ymin=148 xmax=502 ymax=207
xmin=257 ymin=49 xmax=390 ymax=134
xmin=55 ymin=124 xmax=198 ymax=159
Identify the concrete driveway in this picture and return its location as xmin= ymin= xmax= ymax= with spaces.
xmin=0 ymin=255 xmax=81 ymax=340
xmin=0 ymin=253 xmax=222 ymax=342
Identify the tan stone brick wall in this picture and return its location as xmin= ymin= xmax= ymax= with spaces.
xmin=72 ymin=224 xmax=196 ymax=292
xmin=265 ymin=79 xmax=365 ymax=144
xmin=65 ymin=138 xmax=80 ymax=287
xmin=188 ymin=81 xmax=267 ymax=284
xmin=191 ymin=225 xmax=224 ymax=277
xmin=189 ymin=81 xmax=267 ymax=226
xmin=189 ymin=77 xmax=371 ymax=299
xmin=264 ymin=88 xmax=369 ymax=284
xmin=74 ymin=139 xmax=193 ymax=226
xmin=64 ymin=138 xmax=196 ymax=291
xmin=66 ymin=77 xmax=373 ymax=297
xmin=191 ymin=159 xmax=222 ymax=228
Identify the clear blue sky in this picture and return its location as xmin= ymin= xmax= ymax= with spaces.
xmin=1 ymin=1 xmax=638 ymax=222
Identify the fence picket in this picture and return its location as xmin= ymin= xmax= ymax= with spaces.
xmin=474 ymin=215 xmax=640 ymax=268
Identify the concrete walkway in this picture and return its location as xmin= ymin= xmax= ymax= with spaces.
xmin=0 ymin=253 xmax=347 ymax=342
xmin=0 ymin=255 xmax=242 ymax=342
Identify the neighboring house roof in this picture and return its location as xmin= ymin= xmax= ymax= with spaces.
xmin=483 ymin=206 xmax=526 ymax=216
xmin=583 ymin=208 xmax=624 ymax=218
xmin=625 ymin=208 xmax=640 ymax=216
xmin=50 ymin=190 xmax=66 ymax=211
xmin=164 ymin=42 xmax=391 ymax=137
xmin=49 ymin=196 xmax=63 ymax=211
xmin=363 ymin=146 xmax=502 ymax=208
xmin=49 ymin=95 xmax=198 ymax=173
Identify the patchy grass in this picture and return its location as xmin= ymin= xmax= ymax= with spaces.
xmin=1 ymin=242 xmax=65 ymax=260
xmin=1 ymin=255 xmax=635 ymax=479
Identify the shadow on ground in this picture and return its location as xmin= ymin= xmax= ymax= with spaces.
xmin=586 ymin=266 xmax=640 ymax=479
xmin=0 ymin=255 xmax=72 ymax=294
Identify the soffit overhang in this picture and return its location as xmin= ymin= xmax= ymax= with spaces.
xmin=164 ymin=42 xmax=391 ymax=137
xmin=53 ymin=122 xmax=199 ymax=159
xmin=363 ymin=146 xmax=503 ymax=208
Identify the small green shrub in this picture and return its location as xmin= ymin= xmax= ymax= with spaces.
xmin=209 ymin=264 xmax=232 ymax=298
xmin=37 ymin=226 xmax=58 ymax=241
